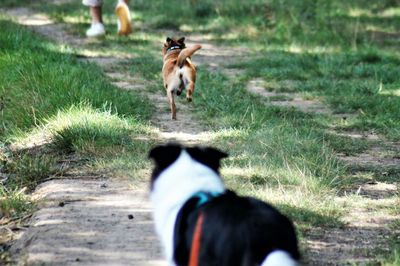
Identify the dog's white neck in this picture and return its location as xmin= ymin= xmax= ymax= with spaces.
xmin=150 ymin=150 xmax=225 ymax=263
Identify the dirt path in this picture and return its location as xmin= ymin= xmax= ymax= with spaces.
xmin=105 ymin=71 xmax=211 ymax=144
xmin=10 ymin=179 xmax=164 ymax=266
xmin=246 ymin=78 xmax=332 ymax=115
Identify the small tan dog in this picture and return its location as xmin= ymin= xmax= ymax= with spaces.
xmin=162 ymin=37 xmax=201 ymax=120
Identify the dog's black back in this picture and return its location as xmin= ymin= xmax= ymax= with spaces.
xmin=173 ymin=190 xmax=300 ymax=266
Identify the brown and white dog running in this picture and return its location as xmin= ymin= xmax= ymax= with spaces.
xmin=162 ymin=37 xmax=201 ymax=120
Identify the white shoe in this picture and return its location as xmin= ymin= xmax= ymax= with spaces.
xmin=86 ymin=23 xmax=106 ymax=37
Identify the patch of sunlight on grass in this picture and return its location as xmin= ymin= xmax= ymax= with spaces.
xmin=349 ymin=7 xmax=400 ymax=19
xmin=211 ymin=128 xmax=249 ymax=139
xmin=62 ymin=15 xmax=87 ymax=24
xmin=11 ymin=103 xmax=152 ymax=151
xmin=379 ymin=88 xmax=400 ymax=96
xmin=39 ymin=41 xmax=77 ymax=56
xmin=179 ymin=24 xmax=195 ymax=32
xmin=380 ymin=7 xmax=400 ymax=17
xmin=348 ymin=8 xmax=372 ymax=18
xmin=14 ymin=13 xmax=53 ymax=26
xmin=78 ymin=48 xmax=132 ymax=58
xmin=366 ymin=24 xmax=397 ymax=33
xmin=222 ymin=166 xmax=252 ymax=177
xmin=256 ymin=185 xmax=331 ymax=203
xmin=219 ymin=32 xmax=241 ymax=40
xmin=108 ymin=32 xmax=161 ymax=43
xmin=287 ymin=44 xmax=304 ymax=54
xmin=252 ymin=43 xmax=342 ymax=55
xmin=286 ymin=43 xmax=341 ymax=54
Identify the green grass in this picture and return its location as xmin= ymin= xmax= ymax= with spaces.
xmin=0 ymin=19 xmax=153 ymax=140
xmin=323 ymin=133 xmax=371 ymax=155
xmin=2 ymin=152 xmax=57 ymax=189
xmin=125 ymin=55 xmax=162 ymax=81
xmin=230 ymin=48 xmax=400 ymax=140
xmin=0 ymin=186 xmax=33 ymax=219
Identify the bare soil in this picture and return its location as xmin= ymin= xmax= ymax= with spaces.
xmin=10 ymin=179 xmax=164 ymax=266
xmin=246 ymin=78 xmax=332 ymax=115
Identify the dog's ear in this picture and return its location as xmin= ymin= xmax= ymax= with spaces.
xmin=166 ymin=37 xmax=172 ymax=43
xmin=186 ymin=146 xmax=228 ymax=174
xmin=149 ymin=144 xmax=182 ymax=189
xmin=205 ymin=147 xmax=228 ymax=160
xmin=149 ymin=143 xmax=182 ymax=168
xmin=178 ymin=37 xmax=185 ymax=44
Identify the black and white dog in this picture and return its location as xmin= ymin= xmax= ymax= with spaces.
xmin=149 ymin=143 xmax=300 ymax=266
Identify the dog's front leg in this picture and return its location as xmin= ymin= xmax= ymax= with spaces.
xmin=167 ymin=90 xmax=177 ymax=120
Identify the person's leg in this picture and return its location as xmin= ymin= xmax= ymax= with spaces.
xmin=115 ymin=0 xmax=132 ymax=35
xmin=83 ymin=0 xmax=105 ymax=37
xmin=90 ymin=5 xmax=103 ymax=24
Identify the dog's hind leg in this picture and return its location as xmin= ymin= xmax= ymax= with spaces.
xmin=177 ymin=80 xmax=184 ymax=96
xmin=186 ymin=81 xmax=195 ymax=102
xmin=167 ymin=90 xmax=177 ymax=119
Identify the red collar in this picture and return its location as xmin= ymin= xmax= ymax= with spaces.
xmin=189 ymin=212 xmax=204 ymax=266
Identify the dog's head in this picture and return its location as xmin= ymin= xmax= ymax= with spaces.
xmin=148 ymin=143 xmax=227 ymax=189
xmin=162 ymin=37 xmax=186 ymax=55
